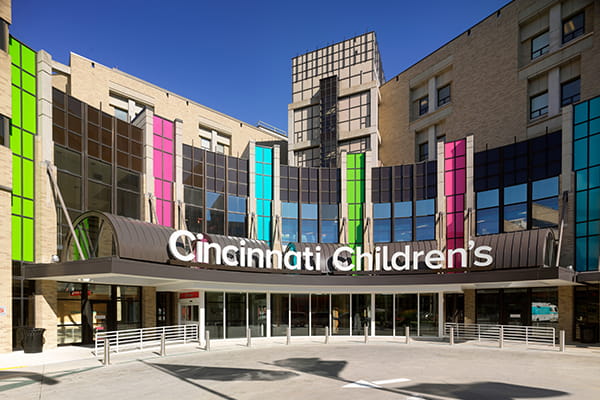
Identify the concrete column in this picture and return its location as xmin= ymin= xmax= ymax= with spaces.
xmin=174 ymin=119 xmax=184 ymax=229
xmin=142 ymin=287 xmax=156 ymax=328
xmin=558 ymin=286 xmax=574 ymax=342
xmin=34 ymin=280 xmax=58 ymax=350
xmin=561 ymin=105 xmax=573 ymax=193
xmin=0 ymin=146 xmax=12 ymax=353
xmin=560 ymin=105 xmax=575 ymax=267
xmin=370 ymin=293 xmax=375 ymax=337
xmin=35 ymin=50 xmax=57 ymax=264
xmin=127 ymin=99 xmax=136 ymax=122
xmin=266 ymin=292 xmax=271 ymax=337
xmin=548 ymin=3 xmax=562 ymax=53
xmin=340 ymin=151 xmax=348 ymax=244
xmin=436 ymin=141 xmax=446 ymax=254
xmin=369 ymin=86 xmax=380 ymax=167
xmin=428 ymin=77 xmax=437 ymax=113
xmin=465 ymin=135 xmax=475 ymax=250
xmin=463 ymin=289 xmax=476 ymax=324
xmin=427 ymin=125 xmax=436 ymax=161
xmin=272 ymin=145 xmax=282 ymax=253
xmin=548 ymin=68 xmax=560 ymax=117
xmin=248 ymin=141 xmax=257 ymax=239
xmin=287 ymin=107 xmax=295 ymax=166
xmin=199 ymin=291 xmax=206 ymax=346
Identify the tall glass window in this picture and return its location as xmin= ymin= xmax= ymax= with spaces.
xmin=375 ymin=294 xmax=393 ymax=336
xmin=331 ymin=294 xmax=350 ymax=335
xmin=396 ymin=294 xmax=417 ymax=335
xmin=282 ymin=202 xmax=299 ymax=245
xmin=373 ymin=203 xmax=392 ymax=243
xmin=248 ymin=293 xmax=267 ymax=337
xmin=206 ymin=191 xmax=225 ymax=234
xmin=503 ymin=184 xmax=527 ymax=231
xmin=532 ymin=177 xmax=559 ymax=228
xmin=227 ymin=195 xmax=246 ymax=237
xmin=225 ymin=293 xmax=246 ymax=338
xmin=415 ymin=199 xmax=435 ymax=240
xmin=476 ymin=189 xmax=499 ymax=235
xmin=301 ymin=203 xmax=318 ymax=243
xmin=352 ymin=294 xmax=371 ymax=333
xmin=116 ymin=286 xmax=141 ymax=331
xmin=393 ymin=201 xmax=413 ymax=242
xmin=271 ymin=293 xmax=289 ymax=336
xmin=291 ymin=294 xmax=309 ymax=336
xmin=476 ymin=290 xmax=500 ymax=325
xmin=531 ymin=31 xmax=549 ymax=59
xmin=57 ymin=282 xmax=83 ymax=345
xmin=184 ymin=186 xmax=203 ymax=233
xmin=311 ymin=294 xmax=329 ymax=336
xmin=530 ymin=92 xmax=548 ymax=119
xmin=320 ymin=204 xmax=338 ymax=243
xmin=419 ymin=293 xmax=438 ymax=336
xmin=205 ymin=292 xmax=224 ymax=339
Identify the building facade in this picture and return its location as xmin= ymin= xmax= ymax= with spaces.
xmin=0 ymin=0 xmax=599 ymax=353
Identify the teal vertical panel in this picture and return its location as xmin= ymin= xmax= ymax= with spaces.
xmin=255 ymin=146 xmax=273 ymax=243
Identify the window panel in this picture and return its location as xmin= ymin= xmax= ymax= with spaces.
xmin=477 ymin=208 xmax=499 ymax=235
xmin=530 ymin=92 xmax=548 ymax=119
xmin=531 ymin=31 xmax=549 ymax=59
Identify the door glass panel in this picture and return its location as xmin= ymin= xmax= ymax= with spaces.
xmin=248 ymin=293 xmax=267 ymax=337
xmin=291 ymin=294 xmax=309 ymax=336
xmin=331 ymin=294 xmax=350 ymax=335
xmin=476 ymin=290 xmax=500 ymax=324
xmin=396 ymin=294 xmax=418 ymax=335
xmin=226 ymin=293 xmax=246 ymax=338
xmin=375 ymin=294 xmax=393 ymax=335
xmin=205 ymin=292 xmax=224 ymax=339
xmin=92 ymin=302 xmax=108 ymax=340
xmin=311 ymin=294 xmax=329 ymax=336
xmin=503 ymin=289 xmax=529 ymax=326
xmin=271 ymin=293 xmax=289 ymax=336
xmin=352 ymin=294 xmax=371 ymax=334
xmin=419 ymin=293 xmax=438 ymax=336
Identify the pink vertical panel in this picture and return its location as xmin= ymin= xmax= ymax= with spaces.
xmin=153 ymin=133 xmax=162 ymax=150
xmin=163 ymin=181 xmax=172 ymax=201
xmin=162 ymin=120 xmax=173 ymax=139
xmin=153 ymin=116 xmax=163 ymax=135
xmin=154 ymin=180 xmax=163 ymax=199
xmin=162 ymin=137 xmax=173 ymax=154
xmin=444 ymin=172 xmax=455 ymax=196
xmin=445 ymin=138 xmax=467 ymax=269
xmin=455 ymin=140 xmax=466 ymax=156
xmin=163 ymin=153 xmax=173 ymax=181
xmin=152 ymin=115 xmax=175 ymax=227
xmin=153 ymin=150 xmax=163 ymax=179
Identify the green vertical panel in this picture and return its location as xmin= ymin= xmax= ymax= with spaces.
xmin=12 ymin=216 xmax=22 ymax=261
xmin=21 ymin=46 xmax=36 ymax=75
xmin=23 ymin=218 xmax=34 ymax=262
xmin=11 ymin=126 xmax=21 ymax=155
xmin=22 ymin=92 xmax=36 ymax=133
xmin=11 ymin=65 xmax=21 ymax=87
xmin=22 ymin=132 xmax=33 ymax=160
xmin=23 ymin=199 xmax=34 ymax=218
xmin=23 ymin=73 xmax=36 ymax=95
xmin=22 ymin=159 xmax=34 ymax=199
xmin=9 ymin=38 xmax=20 ymax=65
xmin=11 ymin=86 xmax=21 ymax=128
xmin=12 ymin=197 xmax=21 ymax=215
xmin=12 ymin=155 xmax=21 ymax=196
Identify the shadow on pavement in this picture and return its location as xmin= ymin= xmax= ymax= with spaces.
xmin=271 ymin=357 xmax=347 ymax=378
xmin=150 ymin=363 xmax=299 ymax=381
xmin=0 ymin=370 xmax=59 ymax=392
xmin=397 ymin=382 xmax=569 ymax=400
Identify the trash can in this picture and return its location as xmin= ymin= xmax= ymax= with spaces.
xmin=22 ymin=328 xmax=45 ymax=353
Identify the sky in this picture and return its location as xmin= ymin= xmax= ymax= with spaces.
xmin=12 ymin=0 xmax=509 ymax=133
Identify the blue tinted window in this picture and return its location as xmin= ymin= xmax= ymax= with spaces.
xmin=590 ymin=135 xmax=600 ymax=166
xmin=301 ymin=203 xmax=318 ymax=219
xmin=504 ymin=184 xmax=527 ymax=205
xmin=532 ymin=177 xmax=558 ymax=200
xmin=415 ymin=216 xmax=435 ymax=240
xmin=320 ymin=220 xmax=338 ymax=243
xmin=320 ymin=204 xmax=338 ymax=220
xmin=588 ymin=236 xmax=600 ymax=270
xmin=282 ymin=218 xmax=298 ymax=243
xmin=590 ymin=188 xmax=600 ymax=220
xmin=374 ymin=219 xmax=391 ymax=243
xmin=477 ymin=189 xmax=499 ymax=209
xmin=504 ymin=203 xmax=527 ymax=231
xmin=282 ymin=202 xmax=298 ymax=218
xmin=206 ymin=191 xmax=225 ymax=209
xmin=301 ymin=219 xmax=318 ymax=243
xmin=577 ymin=170 xmax=588 ymax=191
xmin=532 ymin=197 xmax=559 ymax=228
xmin=591 ymin=97 xmax=600 ymax=119
xmin=476 ymin=208 xmax=499 ymax=235
xmin=393 ymin=218 xmax=412 ymax=242
xmin=590 ymin=166 xmax=600 ymax=189
xmin=394 ymin=201 xmax=412 ymax=217
xmin=576 ymin=191 xmax=588 ymax=222
xmin=574 ymin=139 xmax=588 ymax=171
xmin=228 ymin=195 xmax=246 ymax=213
xmin=415 ymin=199 xmax=435 ymax=216
xmin=574 ymin=102 xmax=588 ymax=124
xmin=374 ymin=203 xmax=392 ymax=219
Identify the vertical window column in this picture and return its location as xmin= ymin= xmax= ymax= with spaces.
xmin=255 ymin=146 xmax=273 ymax=243
xmin=444 ymin=140 xmax=466 ymax=268
xmin=153 ymin=116 xmax=174 ymax=227
xmin=347 ymin=153 xmax=365 ymax=265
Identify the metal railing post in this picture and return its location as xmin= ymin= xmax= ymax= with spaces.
xmin=499 ymin=326 xmax=504 ymax=349
xmin=286 ymin=327 xmax=291 ymax=345
xmin=525 ymin=327 xmax=529 ymax=347
xmin=116 ymin=331 xmax=120 ymax=353
xmin=160 ymin=333 xmax=166 ymax=356
xmin=364 ymin=326 xmax=368 ymax=344
xmin=325 ymin=326 xmax=329 ymax=344
xmin=560 ymin=330 xmax=565 ymax=352
xmin=247 ymin=328 xmax=252 ymax=347
xmin=140 ymin=328 xmax=144 ymax=350
xmin=205 ymin=330 xmax=210 ymax=351
xmin=405 ymin=326 xmax=410 ymax=344
xmin=450 ymin=327 xmax=454 ymax=346
xmin=103 ymin=338 xmax=111 ymax=366
xmin=184 ymin=325 xmax=187 ymax=344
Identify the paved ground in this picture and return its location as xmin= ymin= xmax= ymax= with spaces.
xmin=1 ymin=338 xmax=599 ymax=400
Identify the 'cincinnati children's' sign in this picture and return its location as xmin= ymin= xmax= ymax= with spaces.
xmin=168 ymin=230 xmax=493 ymax=272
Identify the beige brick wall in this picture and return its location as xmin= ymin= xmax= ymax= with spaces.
xmin=0 ymin=0 xmax=10 ymax=24
xmin=34 ymin=280 xmax=57 ymax=350
xmin=142 ymin=287 xmax=156 ymax=328
xmin=558 ymin=286 xmax=574 ymax=342
xmin=0 ymin=145 xmax=12 ymax=353
xmin=0 ymin=49 xmax=10 ymax=118
xmin=463 ymin=289 xmax=476 ymax=324
xmin=379 ymin=0 xmax=600 ymax=165
xmin=65 ymin=54 xmax=285 ymax=158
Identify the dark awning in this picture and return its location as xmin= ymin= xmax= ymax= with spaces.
xmin=474 ymin=229 xmax=555 ymax=269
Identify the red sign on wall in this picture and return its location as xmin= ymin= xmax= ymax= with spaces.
xmin=179 ymin=292 xmax=200 ymax=299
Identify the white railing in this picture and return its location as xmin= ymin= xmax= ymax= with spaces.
xmin=95 ymin=324 xmax=199 ymax=356
xmin=445 ymin=323 xmax=555 ymax=347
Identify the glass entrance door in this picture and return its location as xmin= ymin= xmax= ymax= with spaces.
xmin=180 ymin=304 xmax=200 ymax=325
xmin=91 ymin=301 xmax=109 ymax=339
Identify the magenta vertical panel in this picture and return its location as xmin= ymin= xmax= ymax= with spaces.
xmin=445 ymin=139 xmax=467 ymax=269
xmin=152 ymin=116 xmax=174 ymax=227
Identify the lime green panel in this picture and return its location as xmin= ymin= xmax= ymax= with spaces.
xmin=12 ymin=156 xmax=21 ymax=196
xmin=22 ymin=72 xmax=36 ymax=95
xmin=11 ymin=65 xmax=21 ymax=87
xmin=21 ymin=46 xmax=36 ymax=75
xmin=11 ymin=197 xmax=21 ymax=215
xmin=23 ymin=199 xmax=34 ymax=218
xmin=23 ymin=218 xmax=34 ymax=262
xmin=22 ymin=132 xmax=34 ymax=160
xmin=348 ymin=228 xmax=355 ymax=244
xmin=22 ymin=159 xmax=34 ymax=199
xmin=11 ymin=86 xmax=21 ymax=128
xmin=12 ymin=215 xmax=22 ymax=261
xmin=347 ymin=169 xmax=355 ymax=180
xmin=9 ymin=38 xmax=20 ymax=66
xmin=22 ymin=92 xmax=36 ymax=133
xmin=10 ymin=126 xmax=21 ymax=155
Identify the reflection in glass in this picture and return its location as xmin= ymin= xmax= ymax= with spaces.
xmin=532 ymin=197 xmax=559 ymax=228
xmin=416 ymin=216 xmax=435 ymax=240
xmin=271 ymin=293 xmax=289 ymax=336
xmin=226 ymin=293 xmax=246 ymax=338
xmin=311 ymin=294 xmax=329 ymax=336
xmin=375 ymin=294 xmax=393 ymax=335
xmin=476 ymin=290 xmax=500 ymax=324
xmin=504 ymin=203 xmax=527 ymax=231
xmin=291 ymin=294 xmax=309 ymax=336
xmin=531 ymin=288 xmax=558 ymax=331
xmin=396 ymin=294 xmax=417 ymax=335
xmin=331 ymin=294 xmax=350 ymax=335
xmin=352 ymin=294 xmax=371 ymax=333
xmin=249 ymin=293 xmax=267 ymax=337
xmin=477 ymin=208 xmax=499 ymax=235
xmin=374 ymin=219 xmax=391 ymax=243
xmin=205 ymin=292 xmax=224 ymax=339
xmin=419 ymin=293 xmax=438 ymax=336
xmin=394 ymin=218 xmax=412 ymax=242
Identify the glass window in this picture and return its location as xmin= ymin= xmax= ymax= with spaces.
xmin=532 ymin=177 xmax=559 ymax=200
xmin=206 ymin=191 xmax=225 ymax=210
xmin=88 ymin=158 xmax=112 ymax=184
xmin=477 ymin=208 xmax=500 ymax=235
xmin=301 ymin=203 xmax=318 ymax=219
xmin=374 ymin=219 xmax=391 ymax=243
xmin=476 ymin=290 xmax=500 ymax=324
xmin=530 ymin=92 xmax=548 ymax=119
xmin=532 ymin=197 xmax=559 ymax=228
xmin=206 ymin=209 xmax=225 ymax=234
xmin=561 ymin=78 xmax=580 ymax=107
xmin=320 ymin=220 xmax=338 ymax=243
xmin=270 ymin=293 xmax=289 ymax=337
xmin=394 ymin=201 xmax=412 ymax=217
xmin=320 ymin=204 xmax=338 ymax=220
xmin=228 ymin=195 xmax=246 ymax=213
xmin=205 ymin=292 xmax=224 ymax=339
xmin=477 ymin=189 xmax=499 ymax=208
xmin=282 ymin=202 xmax=298 ymax=218
xmin=375 ymin=294 xmax=394 ymax=336
xmin=418 ymin=96 xmax=428 ymax=116
xmin=394 ymin=218 xmax=412 ymax=242
xmin=291 ymin=294 xmax=309 ymax=336
xmin=88 ymin=181 xmax=111 ymax=212
xmin=563 ymin=12 xmax=585 ymax=43
xmin=531 ymin=31 xmax=549 ymax=59
xmin=396 ymin=294 xmax=417 ymax=335
xmin=114 ymin=107 xmax=127 ymax=121
xmin=504 ymin=184 xmax=527 ymax=204
xmin=416 ymin=216 xmax=435 ymax=240
xmin=301 ymin=219 xmax=318 ymax=243
xmin=225 ymin=293 xmax=246 ymax=338
xmin=331 ymin=294 xmax=350 ymax=335
xmin=416 ymin=199 xmax=435 ymax=216
xmin=504 ymin=203 xmax=528 ymax=231
xmin=248 ymin=293 xmax=267 ymax=337
xmin=311 ymin=294 xmax=329 ymax=336
xmin=437 ymin=84 xmax=451 ymax=107
xmin=373 ymin=203 xmax=391 ymax=219
xmin=418 ymin=142 xmax=428 ymax=162
xmin=419 ymin=293 xmax=438 ymax=336
xmin=352 ymin=294 xmax=371 ymax=333
xmin=201 ymin=138 xmax=211 ymax=150
xmin=227 ymin=213 xmax=246 ymax=237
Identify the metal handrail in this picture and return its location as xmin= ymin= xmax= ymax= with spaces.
xmin=444 ymin=323 xmax=555 ymax=347
xmin=95 ymin=324 xmax=199 ymax=356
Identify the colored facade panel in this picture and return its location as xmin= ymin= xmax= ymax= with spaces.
xmin=255 ymin=146 xmax=273 ymax=242
xmin=153 ymin=116 xmax=174 ymax=227
xmin=573 ymin=96 xmax=600 ymax=271
xmin=9 ymin=37 xmax=36 ymax=262
xmin=445 ymin=139 xmax=466 ymax=268
xmin=347 ymin=153 xmax=365 ymax=264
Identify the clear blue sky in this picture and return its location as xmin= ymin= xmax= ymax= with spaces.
xmin=12 ymin=0 xmax=509 ymax=132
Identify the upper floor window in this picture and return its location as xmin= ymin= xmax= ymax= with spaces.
xmin=0 ymin=114 xmax=8 ymax=147
xmin=418 ymin=96 xmax=429 ymax=116
xmin=201 ymin=138 xmax=211 ymax=150
xmin=561 ymin=78 xmax=580 ymax=107
xmin=418 ymin=142 xmax=429 ymax=162
xmin=114 ymin=107 xmax=128 ymax=122
xmin=563 ymin=12 xmax=584 ymax=44
xmin=437 ymin=84 xmax=451 ymax=107
xmin=530 ymin=92 xmax=548 ymax=119
xmin=0 ymin=19 xmax=7 ymax=52
xmin=531 ymin=31 xmax=549 ymax=59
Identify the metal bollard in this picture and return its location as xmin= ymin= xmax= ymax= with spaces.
xmin=405 ymin=326 xmax=410 ymax=344
xmin=364 ymin=326 xmax=368 ymax=344
xmin=247 ymin=328 xmax=252 ymax=347
xmin=160 ymin=333 xmax=166 ymax=356
xmin=103 ymin=338 xmax=111 ymax=366
xmin=499 ymin=326 xmax=504 ymax=349
xmin=449 ymin=327 xmax=454 ymax=346
xmin=560 ymin=330 xmax=565 ymax=352
xmin=325 ymin=326 xmax=329 ymax=344
xmin=286 ymin=327 xmax=291 ymax=345
xmin=205 ymin=330 xmax=211 ymax=351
